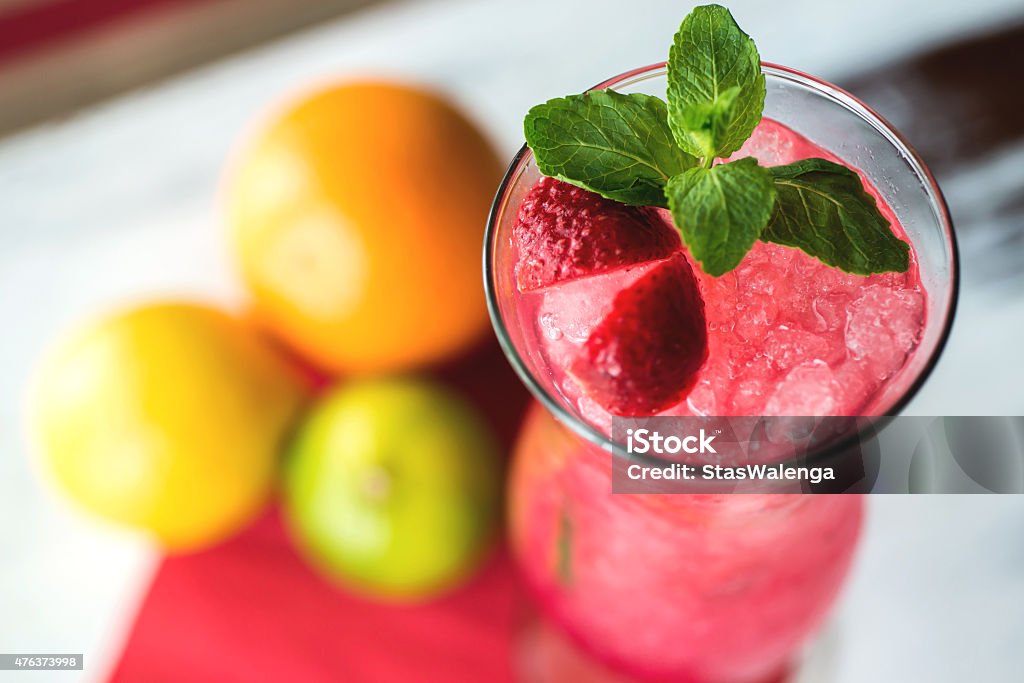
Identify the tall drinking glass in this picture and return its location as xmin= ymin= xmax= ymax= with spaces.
xmin=486 ymin=64 xmax=958 ymax=682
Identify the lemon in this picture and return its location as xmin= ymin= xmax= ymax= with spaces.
xmin=29 ymin=303 xmax=307 ymax=551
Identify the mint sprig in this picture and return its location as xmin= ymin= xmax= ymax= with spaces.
xmin=520 ymin=3 xmax=910 ymax=276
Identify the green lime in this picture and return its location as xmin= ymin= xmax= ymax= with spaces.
xmin=283 ymin=377 xmax=502 ymax=600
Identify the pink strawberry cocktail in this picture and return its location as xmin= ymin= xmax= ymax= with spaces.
xmin=486 ymin=60 xmax=957 ymax=683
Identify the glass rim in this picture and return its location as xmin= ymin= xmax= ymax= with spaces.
xmin=483 ymin=61 xmax=961 ymax=464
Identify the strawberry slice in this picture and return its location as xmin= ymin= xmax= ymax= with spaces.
xmin=570 ymin=253 xmax=707 ymax=415
xmin=513 ymin=177 xmax=681 ymax=291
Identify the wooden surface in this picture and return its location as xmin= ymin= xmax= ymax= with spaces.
xmin=845 ymin=22 xmax=1024 ymax=291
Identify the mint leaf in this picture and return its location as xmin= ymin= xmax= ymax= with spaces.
xmin=667 ymin=4 xmax=765 ymax=162
xmin=675 ymin=85 xmax=741 ymax=164
xmin=524 ymin=90 xmax=696 ymax=208
xmin=763 ymin=159 xmax=910 ymax=274
xmin=665 ymin=157 xmax=775 ymax=276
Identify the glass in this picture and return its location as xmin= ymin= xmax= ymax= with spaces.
xmin=486 ymin=64 xmax=958 ymax=682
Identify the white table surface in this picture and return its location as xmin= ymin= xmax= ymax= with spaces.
xmin=2 ymin=1 xmax=1023 ymax=681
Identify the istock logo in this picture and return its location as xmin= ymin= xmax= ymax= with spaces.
xmin=626 ymin=428 xmax=717 ymax=455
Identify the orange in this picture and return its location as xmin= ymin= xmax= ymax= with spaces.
xmin=29 ymin=303 xmax=308 ymax=551
xmin=224 ymin=81 xmax=504 ymax=374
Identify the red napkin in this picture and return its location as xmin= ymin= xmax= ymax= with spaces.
xmin=109 ymin=507 xmax=525 ymax=683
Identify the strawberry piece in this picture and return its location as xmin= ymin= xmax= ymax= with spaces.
xmin=570 ymin=253 xmax=707 ymax=415
xmin=513 ymin=177 xmax=681 ymax=291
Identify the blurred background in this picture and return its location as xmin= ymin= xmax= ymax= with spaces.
xmin=2 ymin=0 xmax=1024 ymax=681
